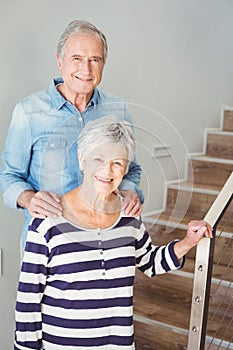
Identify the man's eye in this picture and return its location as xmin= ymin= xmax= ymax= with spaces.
xmin=91 ymin=58 xmax=101 ymax=63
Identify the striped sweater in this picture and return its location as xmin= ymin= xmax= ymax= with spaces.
xmin=14 ymin=214 xmax=183 ymax=350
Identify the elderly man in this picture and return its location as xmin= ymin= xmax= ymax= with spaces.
xmin=0 ymin=20 xmax=143 ymax=246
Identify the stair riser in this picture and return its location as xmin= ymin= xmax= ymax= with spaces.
xmin=187 ymin=160 xmax=233 ymax=187
xmin=206 ymin=133 xmax=233 ymax=159
xmin=166 ymin=188 xmax=216 ymax=219
xmin=223 ymin=110 xmax=233 ymax=131
xmin=166 ymin=188 xmax=233 ymax=230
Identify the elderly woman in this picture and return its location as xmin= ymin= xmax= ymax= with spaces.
xmin=14 ymin=116 xmax=212 ymax=350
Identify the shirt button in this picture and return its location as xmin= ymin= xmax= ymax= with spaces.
xmin=101 ymin=261 xmax=105 ymax=267
xmin=78 ymin=117 xmax=82 ymax=122
xmin=102 ymin=272 xmax=106 ymax=276
xmin=100 ymin=250 xmax=103 ymax=255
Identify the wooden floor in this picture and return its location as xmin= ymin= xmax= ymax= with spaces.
xmin=134 ymin=109 xmax=233 ymax=349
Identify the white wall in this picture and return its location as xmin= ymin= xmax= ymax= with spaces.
xmin=1 ymin=0 xmax=233 ymax=348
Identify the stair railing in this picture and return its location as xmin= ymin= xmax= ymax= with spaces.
xmin=187 ymin=171 xmax=233 ymax=350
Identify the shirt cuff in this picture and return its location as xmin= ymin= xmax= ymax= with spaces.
xmin=168 ymin=240 xmax=185 ymax=269
xmin=3 ymin=182 xmax=34 ymax=209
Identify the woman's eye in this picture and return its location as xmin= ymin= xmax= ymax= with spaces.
xmin=114 ymin=161 xmax=123 ymax=167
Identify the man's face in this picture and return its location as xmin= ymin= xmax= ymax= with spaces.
xmin=56 ymin=34 xmax=105 ymax=100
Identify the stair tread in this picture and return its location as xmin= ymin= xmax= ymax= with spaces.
xmin=191 ymin=154 xmax=233 ymax=164
xmin=144 ymin=209 xmax=233 ymax=234
xmin=167 ymin=180 xmax=222 ymax=193
xmin=207 ymin=130 xmax=233 ymax=135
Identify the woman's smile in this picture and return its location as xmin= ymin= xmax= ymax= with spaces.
xmin=95 ymin=176 xmax=113 ymax=184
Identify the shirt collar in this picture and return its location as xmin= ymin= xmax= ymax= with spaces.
xmin=49 ymin=77 xmax=99 ymax=111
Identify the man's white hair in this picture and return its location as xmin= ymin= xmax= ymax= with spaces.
xmin=57 ymin=20 xmax=108 ymax=63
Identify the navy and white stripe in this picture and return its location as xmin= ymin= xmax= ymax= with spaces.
xmin=14 ymin=215 xmax=183 ymax=350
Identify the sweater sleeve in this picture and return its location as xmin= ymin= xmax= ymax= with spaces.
xmin=14 ymin=219 xmax=49 ymax=350
xmin=135 ymin=221 xmax=184 ymax=277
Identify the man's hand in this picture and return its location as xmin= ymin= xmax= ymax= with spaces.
xmin=17 ymin=190 xmax=62 ymax=219
xmin=119 ymin=190 xmax=142 ymax=217
xmin=174 ymin=220 xmax=213 ymax=260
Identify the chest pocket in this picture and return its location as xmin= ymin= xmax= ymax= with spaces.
xmin=40 ymin=137 xmax=68 ymax=171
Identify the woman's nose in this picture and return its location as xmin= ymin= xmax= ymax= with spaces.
xmin=101 ymin=161 xmax=112 ymax=172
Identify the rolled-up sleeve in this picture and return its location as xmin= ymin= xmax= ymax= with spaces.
xmin=0 ymin=103 xmax=34 ymax=209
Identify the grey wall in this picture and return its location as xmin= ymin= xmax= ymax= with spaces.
xmin=1 ymin=0 xmax=233 ymax=348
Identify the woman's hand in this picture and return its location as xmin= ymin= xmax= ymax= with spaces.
xmin=174 ymin=220 xmax=213 ymax=260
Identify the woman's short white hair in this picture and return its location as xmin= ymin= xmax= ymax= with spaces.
xmin=57 ymin=20 xmax=108 ymax=63
xmin=78 ymin=115 xmax=135 ymax=173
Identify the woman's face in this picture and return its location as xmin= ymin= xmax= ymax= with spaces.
xmin=80 ymin=141 xmax=128 ymax=197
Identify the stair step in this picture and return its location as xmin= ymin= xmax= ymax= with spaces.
xmin=188 ymin=156 xmax=233 ymax=188
xmin=134 ymin=318 xmax=232 ymax=350
xmin=143 ymin=211 xmax=233 ymax=232
xmin=134 ymin=318 xmax=188 ymax=350
xmin=223 ymin=110 xmax=233 ymax=132
xmin=144 ymin=222 xmax=233 ymax=281
xmin=134 ymin=271 xmax=233 ymax=343
xmin=134 ymin=272 xmax=193 ymax=330
xmin=166 ymin=185 xmax=217 ymax=219
xmin=164 ymin=183 xmax=232 ymax=231
xmin=206 ymin=132 xmax=233 ymax=159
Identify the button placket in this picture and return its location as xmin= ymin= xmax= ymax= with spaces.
xmin=97 ymin=229 xmax=106 ymax=277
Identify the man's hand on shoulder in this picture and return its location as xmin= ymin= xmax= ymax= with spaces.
xmin=119 ymin=190 xmax=142 ymax=217
xmin=17 ymin=190 xmax=62 ymax=219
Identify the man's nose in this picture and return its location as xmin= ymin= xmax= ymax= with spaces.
xmin=81 ymin=60 xmax=91 ymax=74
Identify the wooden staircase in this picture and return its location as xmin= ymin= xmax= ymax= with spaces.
xmin=134 ymin=108 xmax=233 ymax=350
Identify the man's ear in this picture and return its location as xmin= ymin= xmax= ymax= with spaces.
xmin=56 ymin=53 xmax=62 ymax=73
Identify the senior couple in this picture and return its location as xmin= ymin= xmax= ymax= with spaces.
xmin=0 ymin=20 xmax=211 ymax=350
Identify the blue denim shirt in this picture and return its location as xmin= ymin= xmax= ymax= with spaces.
xmin=0 ymin=77 xmax=143 ymax=244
